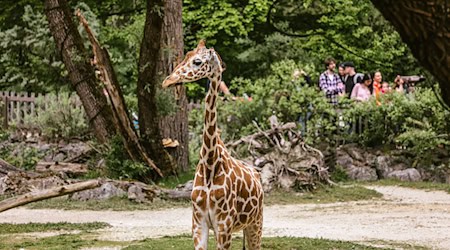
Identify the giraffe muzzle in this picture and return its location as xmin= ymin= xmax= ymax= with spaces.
xmin=162 ymin=75 xmax=181 ymax=88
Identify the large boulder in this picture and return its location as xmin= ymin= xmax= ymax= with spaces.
xmin=387 ymin=168 xmax=422 ymax=182
xmin=346 ymin=165 xmax=378 ymax=181
xmin=70 ymin=182 xmax=126 ymax=201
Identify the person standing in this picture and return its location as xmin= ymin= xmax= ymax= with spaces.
xmin=372 ymin=71 xmax=383 ymax=105
xmin=319 ymin=57 xmax=345 ymax=105
xmin=350 ymin=73 xmax=372 ymax=102
xmin=338 ymin=63 xmax=347 ymax=83
xmin=343 ymin=61 xmax=363 ymax=97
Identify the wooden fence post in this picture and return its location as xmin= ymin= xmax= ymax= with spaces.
xmin=2 ymin=96 xmax=8 ymax=129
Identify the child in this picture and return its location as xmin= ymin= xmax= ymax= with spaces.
xmin=381 ymin=81 xmax=391 ymax=94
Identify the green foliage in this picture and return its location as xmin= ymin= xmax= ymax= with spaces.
xmin=188 ymin=108 xmax=204 ymax=169
xmin=1 ymin=145 xmax=44 ymax=171
xmin=183 ymin=0 xmax=271 ymax=47
xmin=100 ymin=12 xmax=145 ymax=96
xmin=25 ymin=93 xmax=90 ymax=140
xmin=343 ymin=88 xmax=450 ymax=164
xmin=330 ymin=165 xmax=350 ymax=183
xmin=104 ymin=136 xmax=150 ymax=180
xmin=156 ymin=88 xmax=177 ymax=117
xmin=0 ymin=5 xmax=67 ymax=93
xmin=217 ymin=60 xmax=337 ymax=144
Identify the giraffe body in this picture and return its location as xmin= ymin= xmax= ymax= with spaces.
xmin=162 ymin=40 xmax=263 ymax=250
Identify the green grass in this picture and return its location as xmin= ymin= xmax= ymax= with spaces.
xmin=264 ymin=184 xmax=383 ymax=205
xmin=26 ymin=196 xmax=190 ymax=211
xmin=0 ymin=222 xmax=109 ymax=234
xmin=0 ymin=233 xmax=125 ymax=250
xmin=124 ymin=235 xmax=393 ymax=250
xmin=24 ymin=184 xmax=381 ymax=211
xmin=0 ymin=222 xmax=121 ymax=250
xmin=1 ymin=232 xmax=424 ymax=250
xmin=157 ymin=170 xmax=195 ymax=189
xmin=362 ymin=179 xmax=450 ymax=194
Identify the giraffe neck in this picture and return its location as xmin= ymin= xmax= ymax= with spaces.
xmin=200 ymin=73 xmax=221 ymax=168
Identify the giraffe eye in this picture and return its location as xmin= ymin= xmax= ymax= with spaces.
xmin=193 ymin=59 xmax=202 ymax=66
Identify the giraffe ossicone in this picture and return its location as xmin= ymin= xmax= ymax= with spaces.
xmin=162 ymin=40 xmax=264 ymax=250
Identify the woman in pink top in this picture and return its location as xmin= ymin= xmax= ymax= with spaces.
xmin=350 ymin=73 xmax=372 ymax=102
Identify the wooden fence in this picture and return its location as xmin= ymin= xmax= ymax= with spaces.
xmin=0 ymin=91 xmax=39 ymax=130
xmin=0 ymin=92 xmax=361 ymax=143
xmin=0 ymin=91 xmax=82 ymax=132
xmin=0 ymin=92 xmax=203 ymax=133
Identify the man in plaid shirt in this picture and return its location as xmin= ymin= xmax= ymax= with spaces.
xmin=319 ymin=57 xmax=345 ymax=105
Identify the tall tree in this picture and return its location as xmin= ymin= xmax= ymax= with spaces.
xmin=158 ymin=0 xmax=189 ymax=172
xmin=137 ymin=0 xmax=187 ymax=176
xmin=44 ymin=0 xmax=116 ymax=143
xmin=370 ymin=0 xmax=450 ymax=106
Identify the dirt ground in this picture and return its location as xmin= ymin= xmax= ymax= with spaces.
xmin=1 ymin=186 xmax=449 ymax=249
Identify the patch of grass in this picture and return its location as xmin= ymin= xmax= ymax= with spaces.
xmin=124 ymin=235 xmax=392 ymax=250
xmin=27 ymin=196 xmax=190 ymax=211
xmin=330 ymin=165 xmax=350 ymax=182
xmin=25 ymin=184 xmax=382 ymax=211
xmin=363 ymin=179 xmax=450 ymax=194
xmin=0 ymin=222 xmax=120 ymax=250
xmin=264 ymin=184 xmax=382 ymax=205
xmin=363 ymin=240 xmax=429 ymax=250
xmin=0 ymin=222 xmax=109 ymax=234
xmin=158 ymin=170 xmax=195 ymax=189
xmin=0 ymin=233 xmax=125 ymax=250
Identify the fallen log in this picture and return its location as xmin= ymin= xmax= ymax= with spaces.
xmin=0 ymin=158 xmax=23 ymax=176
xmin=0 ymin=179 xmax=102 ymax=213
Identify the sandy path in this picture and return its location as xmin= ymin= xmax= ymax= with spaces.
xmin=1 ymin=186 xmax=449 ymax=249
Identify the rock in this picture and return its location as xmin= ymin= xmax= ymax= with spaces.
xmin=345 ymin=165 xmax=378 ymax=181
xmin=0 ymin=176 xmax=8 ymax=195
xmin=70 ymin=182 xmax=126 ymax=201
xmin=347 ymin=147 xmax=365 ymax=162
xmin=37 ymin=144 xmax=52 ymax=153
xmin=127 ymin=183 xmax=158 ymax=203
xmin=376 ymin=155 xmax=392 ymax=178
xmin=176 ymin=180 xmax=193 ymax=192
xmin=387 ymin=168 xmax=422 ymax=182
xmin=336 ymin=153 xmax=353 ymax=169
xmin=53 ymin=152 xmax=66 ymax=162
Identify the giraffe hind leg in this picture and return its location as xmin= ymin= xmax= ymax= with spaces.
xmin=243 ymin=223 xmax=262 ymax=250
xmin=192 ymin=214 xmax=209 ymax=250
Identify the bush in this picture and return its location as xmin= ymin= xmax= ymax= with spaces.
xmin=217 ymin=60 xmax=337 ymax=144
xmin=104 ymin=136 xmax=150 ymax=181
xmin=343 ymin=88 xmax=450 ymax=154
xmin=25 ymin=93 xmax=90 ymax=140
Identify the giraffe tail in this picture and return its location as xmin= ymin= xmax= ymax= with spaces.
xmin=242 ymin=232 xmax=246 ymax=250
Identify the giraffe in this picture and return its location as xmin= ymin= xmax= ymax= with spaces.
xmin=162 ymin=40 xmax=263 ymax=250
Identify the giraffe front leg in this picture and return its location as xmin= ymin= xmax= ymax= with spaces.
xmin=192 ymin=210 xmax=209 ymax=250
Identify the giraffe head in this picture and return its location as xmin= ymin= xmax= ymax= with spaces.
xmin=162 ymin=40 xmax=225 ymax=88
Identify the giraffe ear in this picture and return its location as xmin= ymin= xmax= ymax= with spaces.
xmin=211 ymin=49 xmax=226 ymax=73
xmin=196 ymin=39 xmax=206 ymax=50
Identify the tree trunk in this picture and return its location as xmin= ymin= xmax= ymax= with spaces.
xmin=370 ymin=0 xmax=450 ymax=106
xmin=76 ymin=11 xmax=163 ymax=178
xmin=137 ymin=0 xmax=176 ymax=178
xmin=44 ymin=0 xmax=116 ymax=143
xmin=158 ymin=0 xmax=189 ymax=172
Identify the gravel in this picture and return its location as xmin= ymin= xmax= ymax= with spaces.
xmin=0 ymin=185 xmax=449 ymax=249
